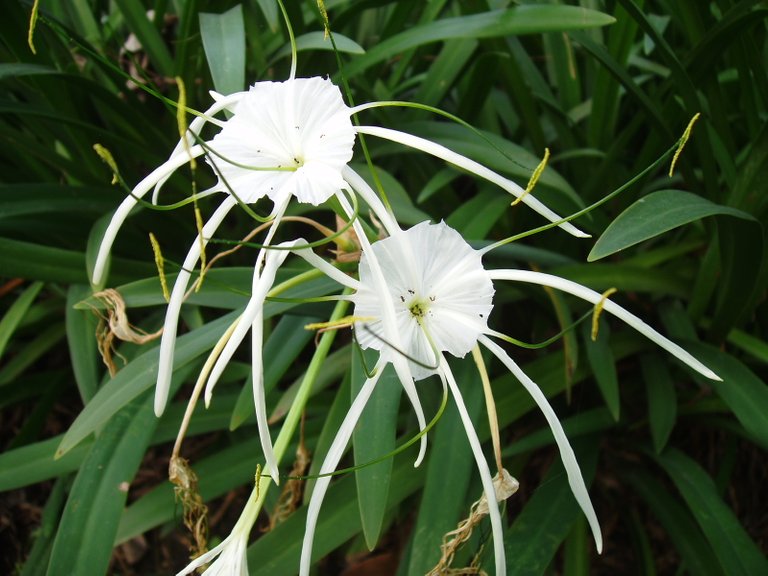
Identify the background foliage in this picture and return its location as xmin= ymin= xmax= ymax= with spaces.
xmin=1 ymin=0 xmax=766 ymax=574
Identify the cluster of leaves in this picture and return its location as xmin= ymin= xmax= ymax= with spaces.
xmin=1 ymin=1 xmax=766 ymax=575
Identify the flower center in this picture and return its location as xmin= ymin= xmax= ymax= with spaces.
xmin=406 ymin=294 xmax=435 ymax=321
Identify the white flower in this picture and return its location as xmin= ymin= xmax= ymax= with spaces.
xmin=290 ymin=219 xmax=721 ymax=576
xmin=91 ymin=75 xmax=590 ymax=484
xmin=353 ymin=220 xmax=494 ymax=380
xmin=176 ymin=520 xmax=249 ymax=576
xmin=205 ymin=77 xmax=356 ymax=206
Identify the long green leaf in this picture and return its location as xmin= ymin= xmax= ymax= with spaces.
xmin=657 ymin=449 xmax=768 ymax=576
xmin=0 ymin=281 xmax=43 ymax=362
xmin=343 ymin=6 xmax=615 ymax=78
xmin=352 ymin=353 xmax=401 ymax=550
xmin=200 ymin=5 xmax=246 ymax=96
xmin=589 ymin=190 xmax=754 ymax=261
xmin=248 ymin=453 xmax=426 ymax=576
xmin=404 ymin=359 xmax=483 ymax=574
xmin=504 ymin=438 xmax=599 ymax=575
xmin=65 ymin=285 xmax=101 ymax=404
xmin=55 ymin=310 xmax=240 ymax=457
xmin=685 ymin=342 xmax=768 ymax=450
xmin=46 ymin=390 xmax=158 ymax=576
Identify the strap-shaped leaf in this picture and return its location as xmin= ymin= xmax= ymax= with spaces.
xmin=352 ymin=350 xmax=401 ymax=550
xmin=200 ymin=5 xmax=246 ymax=96
xmin=47 ymin=390 xmax=158 ymax=576
xmin=657 ymin=449 xmax=768 ymax=576
xmin=588 ymin=189 xmax=754 ymax=261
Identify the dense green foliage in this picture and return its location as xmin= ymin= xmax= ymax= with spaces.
xmin=1 ymin=1 xmax=766 ymax=574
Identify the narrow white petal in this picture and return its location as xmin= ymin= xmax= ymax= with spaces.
xmin=489 ymin=269 xmax=721 ymax=381
xmin=300 ymin=365 xmax=384 ymax=576
xmin=152 ymin=93 xmax=245 ymax=204
xmin=204 ymin=200 xmax=291 ymax=406
xmin=336 ymin=193 xmax=428 ymax=464
xmin=291 ymin=239 xmax=362 ymax=291
xmin=391 ymin=356 xmax=428 ymax=466
xmin=175 ymin=536 xmax=232 ymax=575
xmin=340 ymin=166 xmax=401 ymax=237
xmin=251 ymin=308 xmax=279 ymax=485
xmin=480 ymin=334 xmax=603 ymax=553
xmin=439 ymin=357 xmax=506 ymax=576
xmin=355 ymin=126 xmax=589 ymax=238
xmin=92 ymin=145 xmax=206 ymax=286
xmin=154 ymin=195 xmax=237 ymax=416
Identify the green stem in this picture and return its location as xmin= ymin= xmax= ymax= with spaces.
xmin=233 ymin=294 xmax=351 ymax=527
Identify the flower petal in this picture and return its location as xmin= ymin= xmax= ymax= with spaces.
xmin=155 ymin=195 xmax=238 ymax=416
xmin=439 ymin=357 xmax=507 ymax=576
xmin=92 ymin=145 xmax=206 ymax=286
xmin=489 ymin=269 xmax=721 ymax=381
xmin=300 ymin=363 xmax=384 ymax=575
xmin=355 ymin=126 xmax=590 ymax=238
xmin=208 ymin=77 xmax=356 ymax=205
xmin=480 ymin=334 xmax=603 ymax=554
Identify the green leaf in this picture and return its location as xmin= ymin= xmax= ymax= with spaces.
xmin=55 ymin=310 xmax=240 ymax=457
xmin=627 ymin=469 xmax=721 ymax=576
xmin=582 ymin=320 xmax=619 ymax=421
xmin=657 ymin=449 xmax=768 ymax=576
xmin=248 ymin=452 xmax=426 ymax=576
xmin=685 ymin=342 xmax=768 ymax=450
xmin=65 ymin=285 xmax=101 ymax=404
xmin=0 ymin=434 xmax=93 ymax=491
xmin=20 ymin=478 xmax=67 ymax=576
xmin=504 ymin=438 xmax=599 ymax=575
xmin=589 ymin=189 xmax=755 ymax=261
xmin=641 ymin=354 xmax=677 ymax=454
xmin=200 ymin=5 xmax=246 ymax=96
xmin=404 ymin=359 xmax=483 ymax=574
xmin=273 ymin=31 xmax=365 ymax=60
xmin=343 ymin=6 xmax=615 ymax=78
xmin=0 ymin=237 xmax=155 ymax=285
xmin=47 ymin=390 xmax=158 ymax=576
xmin=0 ymin=280 xmax=43 ymax=362
xmin=113 ymin=0 xmax=174 ymax=76
xmin=0 ymin=184 xmax=120 ymax=220
xmin=352 ymin=350 xmax=401 ymax=550
xmin=116 ymin=435 xmax=262 ymax=543
xmin=0 ymin=323 xmax=66 ymax=386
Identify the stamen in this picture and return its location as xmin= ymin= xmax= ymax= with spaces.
xmin=148 ymin=233 xmax=170 ymax=302
xmin=512 ymin=147 xmax=550 ymax=207
xmin=592 ymin=287 xmax=618 ymax=341
xmin=27 ymin=0 xmax=40 ymax=54
xmin=669 ymin=113 xmax=700 ymax=177
xmin=93 ymin=144 xmax=120 ymax=185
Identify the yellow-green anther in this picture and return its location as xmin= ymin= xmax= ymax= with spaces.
xmin=304 ymin=316 xmax=375 ymax=331
xmin=317 ymin=0 xmax=330 ymax=38
xmin=592 ymin=287 xmax=617 ymax=341
xmin=176 ymin=76 xmax=196 ymax=170
xmin=669 ymin=113 xmax=700 ymax=177
xmin=93 ymin=144 xmax=120 ymax=185
xmin=513 ymin=147 xmax=550 ymax=206
xmin=149 ymin=233 xmax=170 ymax=303
xmin=194 ymin=204 xmax=206 ymax=292
xmin=27 ymin=0 xmax=40 ymax=55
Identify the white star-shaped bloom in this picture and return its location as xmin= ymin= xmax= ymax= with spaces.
xmin=91 ymin=73 xmax=592 ymax=488
xmin=247 ymin=219 xmax=718 ymax=576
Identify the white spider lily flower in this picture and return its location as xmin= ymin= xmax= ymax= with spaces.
xmin=90 ymin=75 xmax=589 ymax=483
xmin=91 ymin=76 xmax=356 ymax=419
xmin=295 ymin=220 xmax=721 ymax=575
xmin=176 ymin=511 xmax=251 ymax=576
